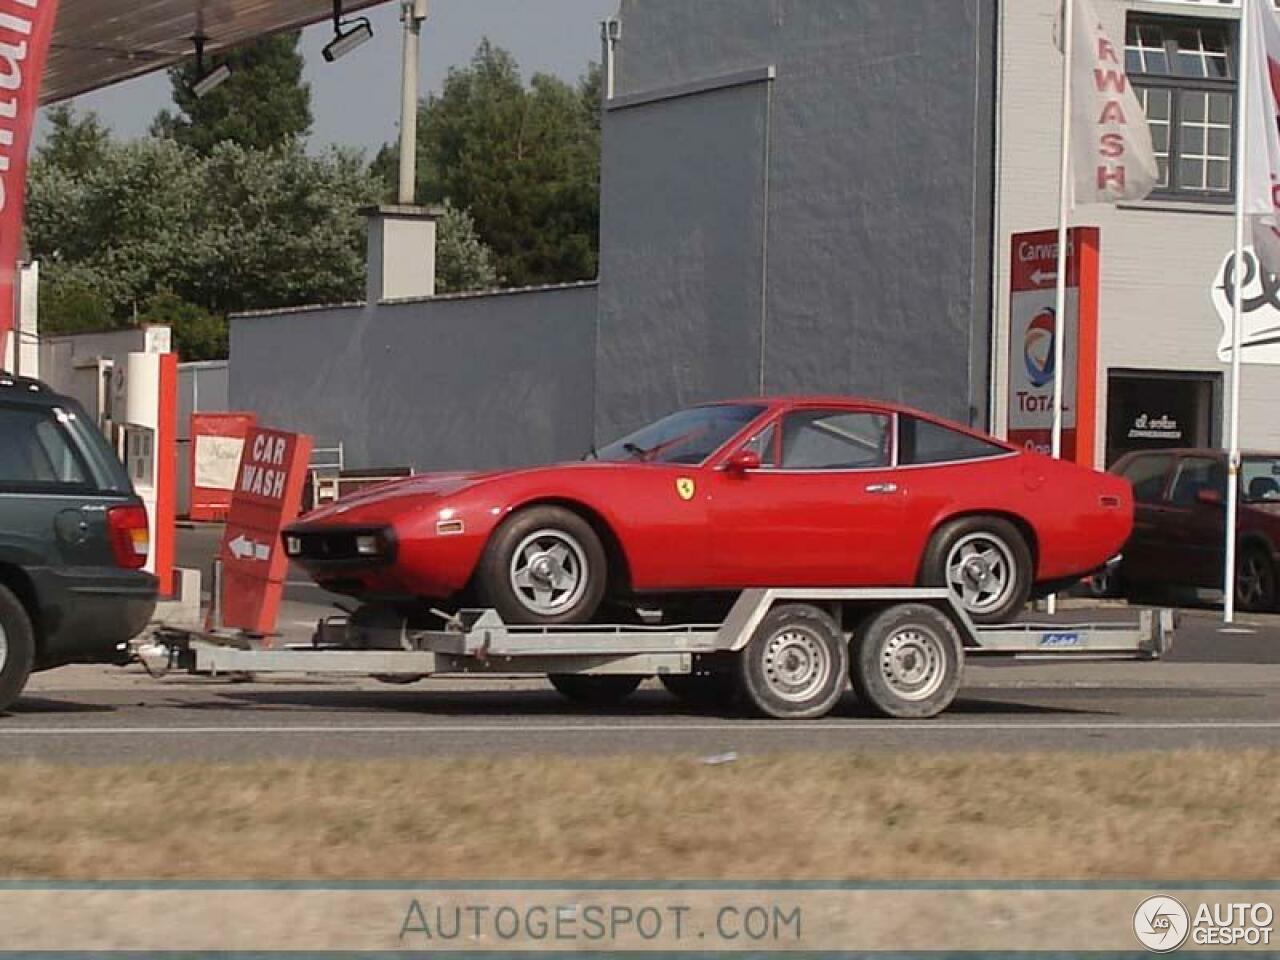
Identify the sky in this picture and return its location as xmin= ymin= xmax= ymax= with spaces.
xmin=39 ymin=0 xmax=619 ymax=155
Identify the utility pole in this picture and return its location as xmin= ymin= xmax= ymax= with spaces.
xmin=398 ymin=0 xmax=428 ymax=204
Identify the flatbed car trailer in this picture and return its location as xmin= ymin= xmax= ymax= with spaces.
xmin=144 ymin=588 xmax=1175 ymax=720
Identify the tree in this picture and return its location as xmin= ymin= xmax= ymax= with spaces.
xmin=375 ymin=41 xmax=602 ymax=288
xmin=136 ymin=291 xmax=227 ymax=362
xmin=36 ymin=105 xmax=110 ymax=175
xmin=435 ymin=201 xmax=498 ymax=293
xmin=151 ymin=32 xmax=312 ymax=155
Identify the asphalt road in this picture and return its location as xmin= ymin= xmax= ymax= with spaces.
xmin=27 ymin=525 xmax=1251 ymax=763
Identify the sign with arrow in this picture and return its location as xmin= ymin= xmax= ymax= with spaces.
xmin=217 ymin=427 xmax=313 ymax=638
xmin=1006 ymin=227 xmax=1101 ymax=467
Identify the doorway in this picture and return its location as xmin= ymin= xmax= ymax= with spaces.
xmin=1105 ymin=370 xmax=1220 ymax=466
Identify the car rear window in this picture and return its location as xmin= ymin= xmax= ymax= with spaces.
xmin=1243 ymin=457 xmax=1280 ymax=502
xmin=898 ymin=416 xmax=1009 ymax=466
xmin=0 ymin=405 xmax=91 ymax=489
xmin=1117 ymin=453 xmax=1174 ymax=504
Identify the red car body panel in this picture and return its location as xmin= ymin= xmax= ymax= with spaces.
xmin=287 ymin=397 xmax=1132 ymax=601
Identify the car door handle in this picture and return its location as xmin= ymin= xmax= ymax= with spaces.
xmin=864 ymin=482 xmax=899 ymax=494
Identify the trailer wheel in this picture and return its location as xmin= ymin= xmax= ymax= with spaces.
xmin=548 ymin=673 xmax=642 ymax=706
xmin=0 ymin=584 xmax=35 ymax=714
xmin=659 ymin=667 xmax=738 ymax=709
xmin=851 ymin=603 xmax=963 ymax=719
xmin=737 ymin=604 xmax=847 ymax=719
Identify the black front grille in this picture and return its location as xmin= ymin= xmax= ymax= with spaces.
xmin=296 ymin=532 xmax=362 ymax=561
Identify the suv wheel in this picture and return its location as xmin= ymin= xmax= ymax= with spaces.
xmin=0 ymin=584 xmax=36 ymax=713
xmin=1236 ymin=545 xmax=1278 ymax=613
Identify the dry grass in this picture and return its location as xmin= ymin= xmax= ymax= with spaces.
xmin=1 ymin=750 xmax=1277 ymax=880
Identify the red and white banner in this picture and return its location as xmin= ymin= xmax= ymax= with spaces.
xmin=1243 ymin=0 xmax=1280 ymax=277
xmin=1069 ymin=0 xmax=1158 ymax=205
xmin=0 ymin=0 xmax=57 ymax=365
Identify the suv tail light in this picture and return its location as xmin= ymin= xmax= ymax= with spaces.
xmin=107 ymin=504 xmax=150 ymax=569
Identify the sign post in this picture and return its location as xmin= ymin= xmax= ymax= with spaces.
xmin=1007 ymin=227 xmax=1101 ymax=468
xmin=218 ymin=427 xmax=312 ymax=639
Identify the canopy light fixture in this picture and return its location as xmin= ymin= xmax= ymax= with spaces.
xmin=189 ymin=35 xmax=231 ymax=99
xmin=323 ymin=1 xmax=374 ymax=62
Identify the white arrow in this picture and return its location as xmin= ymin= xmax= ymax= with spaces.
xmin=228 ymin=534 xmax=269 ymax=562
xmin=1031 ymin=268 xmax=1057 ymax=285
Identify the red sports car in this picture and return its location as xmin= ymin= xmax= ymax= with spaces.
xmin=284 ymin=397 xmax=1133 ymax=625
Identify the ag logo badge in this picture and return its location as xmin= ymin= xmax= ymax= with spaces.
xmin=676 ymin=477 xmax=696 ymax=501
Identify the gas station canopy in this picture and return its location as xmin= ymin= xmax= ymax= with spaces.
xmin=44 ymin=0 xmax=391 ymax=103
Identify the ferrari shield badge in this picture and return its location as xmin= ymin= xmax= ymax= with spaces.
xmin=676 ymin=477 xmax=696 ymax=501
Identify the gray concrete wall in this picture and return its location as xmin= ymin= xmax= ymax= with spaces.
xmin=228 ymin=283 xmax=598 ymax=471
xmin=595 ymin=0 xmax=998 ymax=438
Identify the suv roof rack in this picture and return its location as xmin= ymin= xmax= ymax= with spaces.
xmin=0 ymin=372 xmax=47 ymax=393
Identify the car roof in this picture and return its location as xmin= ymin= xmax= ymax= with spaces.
xmin=715 ymin=395 xmax=945 ymax=416
xmin=0 ymin=372 xmax=63 ymax=408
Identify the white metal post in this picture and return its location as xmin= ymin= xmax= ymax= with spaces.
xmin=1225 ymin=0 xmax=1252 ymax=624
xmin=398 ymin=0 xmax=427 ymax=205
xmin=1047 ymin=0 xmax=1076 ymax=617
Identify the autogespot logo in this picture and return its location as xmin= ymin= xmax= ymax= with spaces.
xmin=1134 ymin=895 xmax=1191 ymax=952
xmin=1023 ymin=308 xmax=1057 ymax=388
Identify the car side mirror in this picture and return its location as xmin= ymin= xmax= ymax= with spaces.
xmin=1196 ymin=488 xmax=1224 ymax=507
xmin=726 ymin=449 xmax=761 ymax=473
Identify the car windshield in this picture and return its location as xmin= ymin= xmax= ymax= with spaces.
xmin=1242 ymin=456 xmax=1280 ymax=502
xmin=595 ymin=404 xmax=766 ymax=465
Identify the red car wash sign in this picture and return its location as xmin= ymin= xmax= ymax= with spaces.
xmin=1007 ymin=227 xmax=1101 ymax=468
xmin=218 ymin=427 xmax=312 ymax=638
xmin=0 ymin=0 xmax=57 ymax=363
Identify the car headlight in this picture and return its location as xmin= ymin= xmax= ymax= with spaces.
xmin=355 ymin=531 xmax=394 ymax=556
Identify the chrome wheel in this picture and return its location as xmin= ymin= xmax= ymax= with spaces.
xmin=946 ymin=532 xmax=1017 ymax=616
xmin=878 ymin=625 xmax=947 ymax=702
xmin=762 ymin=627 xmax=832 ymax=704
xmin=508 ymin=528 xmax=590 ymax=616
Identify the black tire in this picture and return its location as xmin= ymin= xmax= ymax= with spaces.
xmin=548 ymin=673 xmax=642 ymax=705
xmin=0 ymin=584 xmax=36 ymax=714
xmin=476 ymin=506 xmax=607 ymax=625
xmin=921 ymin=515 xmax=1033 ymax=625
xmin=1236 ymin=544 xmax=1278 ymax=613
xmin=1087 ymin=565 xmax=1122 ymax=600
xmin=737 ymin=604 xmax=848 ymax=720
xmin=850 ymin=603 xmax=963 ymax=719
xmin=659 ymin=666 xmax=739 ymax=710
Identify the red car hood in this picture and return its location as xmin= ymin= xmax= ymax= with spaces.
xmin=295 ymin=463 xmax=602 ymax=526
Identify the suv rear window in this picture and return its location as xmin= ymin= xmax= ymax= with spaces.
xmin=0 ymin=405 xmax=92 ymax=488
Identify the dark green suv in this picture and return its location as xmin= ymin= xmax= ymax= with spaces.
xmin=0 ymin=373 xmax=157 ymax=711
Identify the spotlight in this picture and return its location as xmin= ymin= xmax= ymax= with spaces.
xmin=189 ymin=35 xmax=231 ymax=99
xmin=323 ymin=1 xmax=374 ymax=63
xmin=192 ymin=63 xmax=231 ymax=98
xmin=323 ymin=17 xmax=373 ymax=62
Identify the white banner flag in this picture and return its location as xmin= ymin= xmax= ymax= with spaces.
xmin=1245 ymin=0 xmax=1280 ymax=277
xmin=1069 ymin=0 xmax=1159 ymax=205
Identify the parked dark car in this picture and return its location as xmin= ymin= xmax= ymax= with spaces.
xmin=0 ymin=373 xmax=157 ymax=712
xmin=1109 ymin=448 xmax=1280 ymax=611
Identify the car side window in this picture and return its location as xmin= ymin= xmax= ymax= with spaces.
xmin=742 ymin=422 xmax=778 ymax=468
xmin=1118 ymin=454 xmax=1173 ymax=504
xmin=776 ymin=410 xmax=892 ymax=470
xmin=0 ymin=404 xmax=91 ymax=489
xmin=898 ymin=415 xmax=1008 ymax=466
xmin=1169 ymin=457 xmax=1226 ymax=507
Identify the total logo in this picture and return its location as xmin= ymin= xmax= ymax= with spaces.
xmin=1023 ymin=308 xmax=1057 ymax=388
xmin=1134 ymin=895 xmax=1274 ymax=952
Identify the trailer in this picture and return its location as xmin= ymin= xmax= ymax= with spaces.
xmin=145 ymin=588 xmax=1175 ymax=721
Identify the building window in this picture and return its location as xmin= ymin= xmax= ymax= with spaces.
xmin=1125 ymin=17 xmax=1235 ymax=201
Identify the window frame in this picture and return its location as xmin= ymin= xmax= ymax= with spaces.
xmin=895 ymin=414 xmax=1016 ymax=470
xmin=738 ymin=407 xmax=896 ymax=474
xmin=1126 ymin=14 xmax=1238 ymax=205
xmin=1167 ymin=454 xmax=1227 ymax=506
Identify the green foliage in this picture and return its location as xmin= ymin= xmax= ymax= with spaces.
xmin=376 ymin=41 xmax=602 ymax=288
xmin=135 ymin=292 xmax=227 ymax=362
xmin=435 ymin=200 xmax=498 ymax=294
xmin=36 ymin=105 xmax=110 ymax=175
xmin=151 ymin=32 xmax=312 ymax=155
